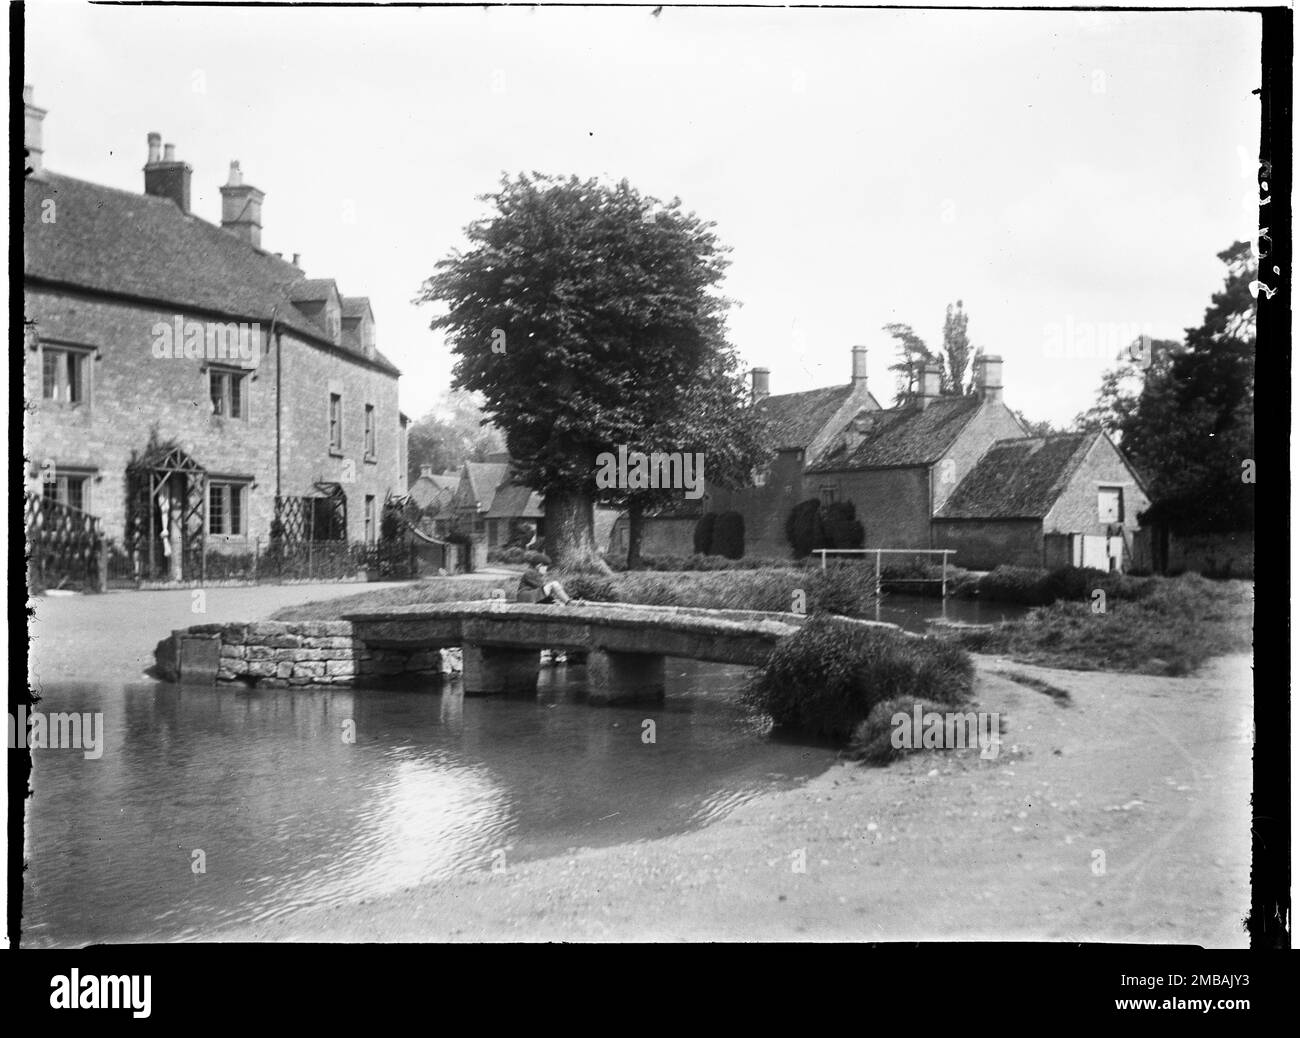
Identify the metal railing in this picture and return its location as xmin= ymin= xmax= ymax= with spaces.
xmin=815 ymin=547 xmax=958 ymax=597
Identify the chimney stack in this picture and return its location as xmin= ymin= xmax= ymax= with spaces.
xmin=147 ymin=132 xmax=161 ymax=164
xmin=974 ymin=354 xmax=1003 ymax=403
xmin=420 ymin=464 xmax=434 ymax=479
xmin=220 ymin=160 xmax=266 ymax=248
xmin=143 ymin=134 xmax=192 ymax=214
xmin=918 ymin=362 xmax=942 ymax=410
xmin=292 ymin=252 xmax=301 ymax=268
xmin=24 ymin=85 xmax=47 ymax=177
xmin=750 ymin=367 xmax=770 ymax=403
xmin=851 ymin=345 xmax=869 ymax=389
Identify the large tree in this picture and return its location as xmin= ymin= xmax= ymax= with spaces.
xmin=1079 ymin=241 xmax=1255 ymax=533
xmin=417 ymin=173 xmax=732 ymax=569
xmin=405 ymin=389 xmax=503 ymax=484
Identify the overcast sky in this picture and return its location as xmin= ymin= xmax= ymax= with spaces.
xmin=25 ymin=3 xmax=1262 ymax=427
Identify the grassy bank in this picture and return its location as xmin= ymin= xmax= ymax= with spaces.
xmin=938 ymin=574 xmax=1253 ymax=676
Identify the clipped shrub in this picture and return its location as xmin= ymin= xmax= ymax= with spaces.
xmin=785 ymin=498 xmax=825 ymax=559
xmin=823 ymin=500 xmax=866 ymax=550
xmin=712 ymin=511 xmax=745 ymax=559
xmin=743 ymin=615 xmax=974 ymax=739
xmin=693 ymin=513 xmax=717 ymax=555
xmin=487 ymin=545 xmax=528 ymax=565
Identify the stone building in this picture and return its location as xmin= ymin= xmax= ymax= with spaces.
xmin=23 ymin=87 xmax=405 ymax=581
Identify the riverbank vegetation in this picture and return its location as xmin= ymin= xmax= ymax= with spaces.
xmin=938 ymin=573 xmax=1252 ymax=676
xmin=742 ymin=615 xmax=974 ymax=741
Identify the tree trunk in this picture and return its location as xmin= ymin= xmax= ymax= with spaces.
xmin=625 ymin=498 xmax=645 ymax=570
xmin=547 ymin=486 xmax=612 ymax=574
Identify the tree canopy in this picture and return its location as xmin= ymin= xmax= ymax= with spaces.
xmin=1079 ymin=241 xmax=1256 ymax=533
xmin=416 ymin=172 xmax=737 ymax=567
xmin=405 ymin=389 xmax=503 ymax=484
xmin=883 ymin=299 xmax=977 ymax=403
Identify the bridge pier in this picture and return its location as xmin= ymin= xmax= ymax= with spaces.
xmin=586 ymin=649 xmax=665 ymax=705
xmin=462 ymin=643 xmax=539 ymax=695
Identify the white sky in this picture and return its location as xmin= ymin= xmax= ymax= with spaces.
xmin=25 ymin=2 xmax=1262 ymax=427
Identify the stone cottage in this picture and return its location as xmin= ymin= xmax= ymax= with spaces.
xmin=23 ymin=86 xmax=406 ymax=582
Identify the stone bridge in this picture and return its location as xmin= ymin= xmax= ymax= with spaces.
xmin=156 ymin=601 xmax=901 ymax=703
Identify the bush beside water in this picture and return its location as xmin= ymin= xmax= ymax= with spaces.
xmin=742 ymin=615 xmax=974 ymax=740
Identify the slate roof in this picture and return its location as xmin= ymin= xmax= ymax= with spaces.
xmin=935 ymin=433 xmax=1096 ymax=520
xmin=760 ymin=385 xmax=854 ymax=450
xmin=24 ymin=172 xmax=400 ymax=376
xmin=461 ymin=462 xmax=509 ymax=510
xmin=808 ymin=394 xmax=982 ymax=471
xmin=486 ymin=483 xmax=545 ymax=519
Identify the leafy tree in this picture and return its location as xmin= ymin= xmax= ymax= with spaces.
xmin=405 ymin=390 xmax=504 ymax=485
xmin=883 ymin=299 xmax=976 ymax=402
xmin=940 ymin=300 xmax=975 ymax=395
xmin=417 ymin=173 xmax=732 ymax=569
xmin=786 ymin=498 xmax=826 ymax=559
xmin=1079 ymin=241 xmax=1255 ymax=533
xmin=712 ymin=511 xmax=746 ymax=559
xmin=1011 ymin=410 xmax=1070 ymax=438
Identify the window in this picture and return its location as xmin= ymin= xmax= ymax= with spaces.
xmin=364 ymin=495 xmax=376 ymax=545
xmin=819 ymin=484 xmax=837 ymax=507
xmin=209 ymin=368 xmax=247 ymax=419
xmin=329 ymin=393 xmax=343 ymax=451
xmin=43 ymin=471 xmax=92 ymax=513
xmin=364 ymin=404 xmax=376 ymax=459
xmin=209 ymin=481 xmax=248 ymax=536
xmin=41 ymin=346 xmax=90 ymax=404
xmin=1097 ymin=487 xmax=1124 ymax=524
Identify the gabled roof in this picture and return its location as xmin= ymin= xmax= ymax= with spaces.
xmin=341 ymin=296 xmax=373 ymax=320
xmin=760 ymin=385 xmax=855 ymax=450
xmin=461 ymin=461 xmax=509 ymax=509
xmin=486 ymin=483 xmax=544 ymax=519
xmin=936 ymin=432 xmax=1095 ymax=520
xmin=24 ymin=172 xmax=400 ymax=376
xmin=289 ymin=278 xmax=340 ymax=304
xmin=809 ymin=394 xmax=982 ymax=471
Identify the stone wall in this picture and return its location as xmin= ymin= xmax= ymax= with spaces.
xmin=155 ymin=620 xmax=461 ymax=688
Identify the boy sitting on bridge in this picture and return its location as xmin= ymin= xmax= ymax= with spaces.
xmin=516 ymin=553 xmax=574 ymax=605
xmin=517 ymin=553 xmax=577 ymax=666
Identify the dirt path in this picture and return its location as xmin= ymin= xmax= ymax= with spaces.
xmin=221 ymin=652 xmax=1252 ymax=944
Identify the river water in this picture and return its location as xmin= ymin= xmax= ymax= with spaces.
xmin=22 ymin=593 xmax=1026 ymax=946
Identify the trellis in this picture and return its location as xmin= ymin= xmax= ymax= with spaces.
xmin=125 ymin=443 xmax=208 ymax=582
xmin=26 ymin=492 xmax=102 ymax=590
xmin=274 ymin=482 xmax=348 ymax=543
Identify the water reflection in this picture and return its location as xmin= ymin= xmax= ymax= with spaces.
xmin=24 ymin=659 xmax=833 ymax=946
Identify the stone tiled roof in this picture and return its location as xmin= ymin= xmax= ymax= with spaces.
xmin=936 ymin=433 xmax=1096 ymax=519
xmin=760 ymin=385 xmax=855 ymax=450
xmin=24 ymin=171 xmax=399 ymax=376
xmin=462 ymin=462 xmax=509 ymax=510
xmin=808 ymin=394 xmax=982 ymax=471
xmin=407 ymin=473 xmax=459 ymax=511
xmin=486 ymin=482 xmax=544 ymax=519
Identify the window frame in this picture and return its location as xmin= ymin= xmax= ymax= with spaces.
xmin=364 ymin=494 xmax=376 ymax=545
xmin=363 ymin=404 xmax=377 ymax=461
xmin=41 ymin=469 xmax=95 ymax=514
xmin=328 ymin=392 xmax=344 ymax=453
xmin=208 ymin=478 xmax=251 ymax=538
xmin=208 ymin=365 xmax=249 ymax=420
xmin=39 ymin=343 xmax=94 ymax=407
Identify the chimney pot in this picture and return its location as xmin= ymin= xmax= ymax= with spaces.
xmin=420 ymin=464 xmax=434 ymax=479
xmin=143 ymin=138 xmax=192 ymax=213
xmin=918 ymin=362 xmax=942 ymax=410
xmin=220 ymin=163 xmax=266 ymax=249
xmin=292 ymin=252 xmax=301 ymax=267
xmin=974 ymin=354 xmax=1004 ymax=403
xmin=24 ymin=85 xmax=47 ymax=177
xmin=750 ymin=367 xmax=771 ymax=403
xmin=851 ymin=345 xmax=868 ymax=387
